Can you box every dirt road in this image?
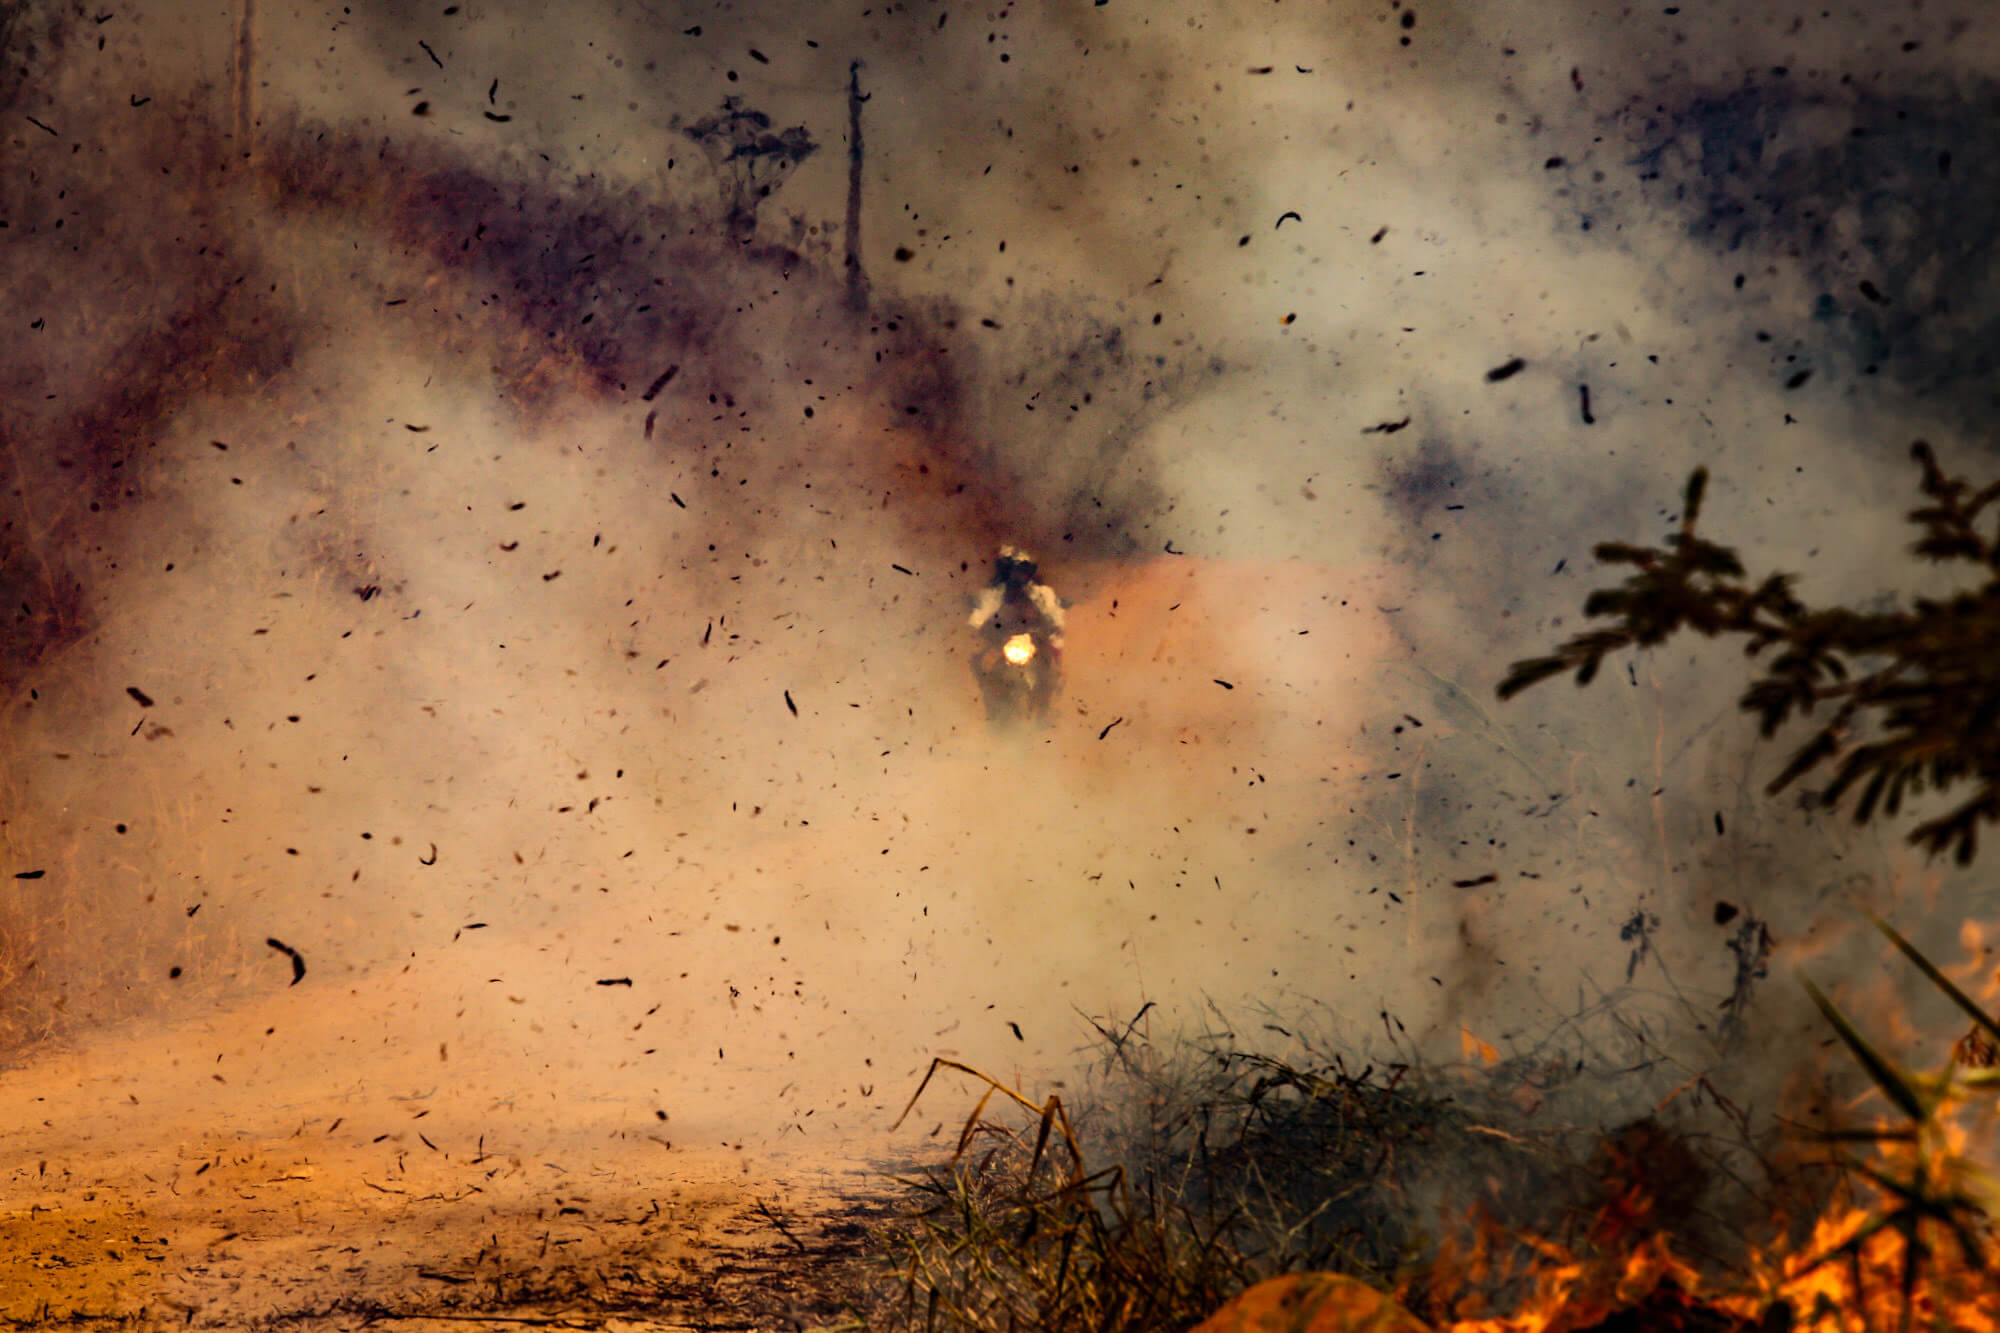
[0,955,906,1331]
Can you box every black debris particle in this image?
[891,563,913,575]
[418,39,443,68]
[1370,226,1388,243]
[266,938,306,985]
[126,686,155,707]
[1545,156,1566,169]
[1362,416,1411,435]
[748,47,768,63]
[1213,679,1234,690]
[1714,901,1740,926]
[419,842,438,865]
[641,365,679,400]
[1098,716,1124,740]
[411,101,430,116]
[1858,280,1886,304]
[643,410,657,438]
[483,111,512,123]
[1452,873,1498,888]
[784,689,798,716]
[1007,1021,1024,1041]
[25,115,57,136]
[1275,210,1302,228]
[1579,383,1595,423]
[14,869,45,880]
[1485,357,1527,382]
[1784,368,1813,389]
[893,246,914,262]
[596,977,634,987]
[1714,811,1725,835]
[670,492,686,508]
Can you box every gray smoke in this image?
[0,0,1990,1183]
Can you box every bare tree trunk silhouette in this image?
[845,60,869,314]
[232,0,256,166]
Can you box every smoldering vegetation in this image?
[0,11,1995,1317]
[841,1009,1869,1333]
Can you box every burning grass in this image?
[835,966,2000,1333]
[838,1016,1675,1332]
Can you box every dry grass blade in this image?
[1869,910,2000,1054]
[892,1056,1086,1183]
[850,1023,1600,1333]
[1798,972,1932,1124]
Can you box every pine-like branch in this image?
[1501,446,2000,863]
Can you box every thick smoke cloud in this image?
[0,0,1991,1226]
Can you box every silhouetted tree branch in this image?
[1499,443,2000,865]
[680,96,818,242]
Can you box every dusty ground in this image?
[0,543,1431,1331]
[0,961,910,1332]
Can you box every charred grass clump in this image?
[840,925,2000,1333]
[845,1018,1618,1333]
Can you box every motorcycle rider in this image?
[968,545,1064,717]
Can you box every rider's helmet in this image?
[994,545,1038,586]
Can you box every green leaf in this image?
[1683,468,1709,529]
[1495,656,1571,701]
[1767,727,1840,792]
[1592,542,1659,567]
[1854,768,1889,825]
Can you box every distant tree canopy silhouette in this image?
[1500,444,2000,865]
[680,96,818,242]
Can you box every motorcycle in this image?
[974,626,1061,726]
